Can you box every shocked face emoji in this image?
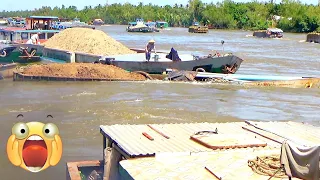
[6,116,62,173]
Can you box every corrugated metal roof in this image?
[246,121,320,146]
[100,122,297,158]
[120,148,284,180]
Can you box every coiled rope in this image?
[248,155,287,179]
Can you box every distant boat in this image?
[145,22,160,32]
[8,17,26,27]
[188,22,208,33]
[52,18,94,30]
[0,17,8,25]
[253,28,283,38]
[126,18,153,33]
[156,21,170,30]
[92,19,104,26]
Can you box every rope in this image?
[248,155,288,179]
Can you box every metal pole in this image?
[221,40,225,55]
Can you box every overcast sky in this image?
[1,0,318,11]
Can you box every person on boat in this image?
[145,39,156,61]
[26,32,40,45]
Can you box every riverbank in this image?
[2,1,320,34]
[0,26,320,180]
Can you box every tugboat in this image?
[156,21,170,30]
[126,18,153,33]
[188,22,208,33]
[253,28,283,38]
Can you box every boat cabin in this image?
[156,21,168,29]
[25,16,59,30]
[128,22,137,27]
[0,28,59,44]
[266,28,283,38]
[145,22,156,28]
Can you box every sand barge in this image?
[14,63,147,81]
[43,28,136,56]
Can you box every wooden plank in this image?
[190,134,267,150]
[147,125,170,139]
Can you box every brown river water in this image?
[0,25,320,179]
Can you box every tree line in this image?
[1,0,320,33]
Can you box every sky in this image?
[1,0,318,11]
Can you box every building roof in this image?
[28,16,59,19]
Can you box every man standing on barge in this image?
[145,39,156,61]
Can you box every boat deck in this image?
[100,121,320,179]
[104,52,195,62]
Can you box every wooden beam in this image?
[103,146,122,180]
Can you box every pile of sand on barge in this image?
[43,28,136,56]
[20,63,146,80]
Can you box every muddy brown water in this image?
[1,25,320,179]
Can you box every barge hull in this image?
[107,55,243,74]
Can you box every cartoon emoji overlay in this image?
[6,114,63,173]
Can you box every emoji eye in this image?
[12,123,29,139]
[42,123,59,139]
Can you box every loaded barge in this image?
[67,121,320,180]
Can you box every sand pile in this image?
[43,28,136,56]
[21,63,146,80]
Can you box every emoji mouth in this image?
[22,135,47,172]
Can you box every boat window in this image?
[21,33,28,40]
[47,33,55,39]
[39,33,45,39]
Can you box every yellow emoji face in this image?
[6,115,62,173]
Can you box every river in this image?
[0,25,320,179]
